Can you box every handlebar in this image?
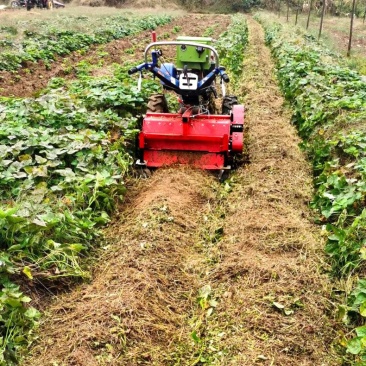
[222,73,230,83]
[144,41,220,69]
[128,67,139,75]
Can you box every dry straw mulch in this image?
[206,17,342,365]
[25,168,220,365]
[23,16,342,366]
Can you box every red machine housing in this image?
[138,105,244,170]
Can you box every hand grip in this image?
[222,73,230,83]
[128,67,138,75]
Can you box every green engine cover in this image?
[176,36,213,71]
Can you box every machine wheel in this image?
[47,0,53,9]
[10,1,19,8]
[147,94,169,113]
[222,95,238,115]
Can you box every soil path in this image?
[23,16,342,366]
[0,14,229,98]
[201,17,343,364]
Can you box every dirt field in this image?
[1,10,228,97]
[19,15,343,366]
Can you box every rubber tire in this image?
[47,0,53,9]
[147,94,169,113]
[222,95,238,115]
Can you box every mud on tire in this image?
[147,94,169,113]
[222,95,238,115]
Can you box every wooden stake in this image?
[347,0,357,56]
[295,0,301,25]
[318,0,326,39]
[287,0,290,21]
[306,0,313,29]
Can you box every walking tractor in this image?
[128,33,244,176]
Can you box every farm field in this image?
[0,4,365,366]
[274,10,366,73]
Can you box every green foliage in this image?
[216,15,248,84]
[258,14,366,362]
[172,25,182,33]
[231,0,261,12]
[0,65,161,365]
[177,0,260,12]
[203,26,215,37]
[0,15,172,71]
[342,279,366,363]
[0,280,40,366]
[0,14,247,364]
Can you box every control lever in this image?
[183,65,188,79]
[196,46,204,58]
[128,67,138,75]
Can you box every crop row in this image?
[216,14,249,84]
[0,14,172,72]
[0,65,160,365]
[0,15,248,365]
[257,14,366,364]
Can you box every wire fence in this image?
[276,0,366,57]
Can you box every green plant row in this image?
[257,14,366,364]
[0,65,160,365]
[0,15,245,364]
[216,15,249,83]
[0,15,172,72]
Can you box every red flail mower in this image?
[128,32,244,178]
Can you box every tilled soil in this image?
[202,18,342,365]
[0,14,229,97]
[22,15,342,366]
[25,168,222,365]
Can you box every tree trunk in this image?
[306,0,313,29]
[318,0,326,39]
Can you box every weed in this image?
[172,25,181,33]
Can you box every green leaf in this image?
[32,218,47,227]
[347,337,362,355]
[0,207,17,218]
[191,331,201,344]
[68,244,85,253]
[22,266,33,280]
[24,307,41,320]
[21,296,32,303]
[360,301,366,317]
[356,326,366,338]
[5,298,22,308]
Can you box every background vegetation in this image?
[257,13,366,363]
